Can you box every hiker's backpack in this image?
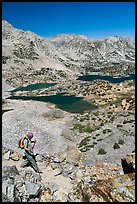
[18,137,28,149]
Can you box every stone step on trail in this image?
[2,156,73,193]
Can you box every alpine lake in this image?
[7,74,135,114]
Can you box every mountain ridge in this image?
[2,20,135,87]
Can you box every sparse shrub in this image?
[118,139,124,145]
[78,136,91,148]
[103,129,112,134]
[97,138,103,142]
[73,124,85,133]
[113,142,120,149]
[123,120,127,124]
[128,119,135,123]
[85,125,94,133]
[98,148,107,155]
[80,118,85,122]
[2,99,6,104]
[117,124,123,128]
[92,117,96,121]
[2,56,10,64]
[94,111,99,116]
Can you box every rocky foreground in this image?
[2,145,135,202]
[2,78,135,202]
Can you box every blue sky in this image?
[2,2,135,39]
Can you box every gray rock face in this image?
[2,78,15,98]
[25,182,41,197]
[2,165,19,179]
[3,150,11,160]
[6,184,15,200]
[2,180,10,195]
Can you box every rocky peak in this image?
[2,20,14,29]
[48,33,89,42]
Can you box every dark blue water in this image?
[77,74,135,83]
[7,94,97,113]
[2,109,14,114]
[10,83,56,93]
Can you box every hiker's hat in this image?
[27,131,33,138]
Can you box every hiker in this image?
[20,131,42,173]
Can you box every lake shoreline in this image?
[77,73,135,83]
[6,73,135,113]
